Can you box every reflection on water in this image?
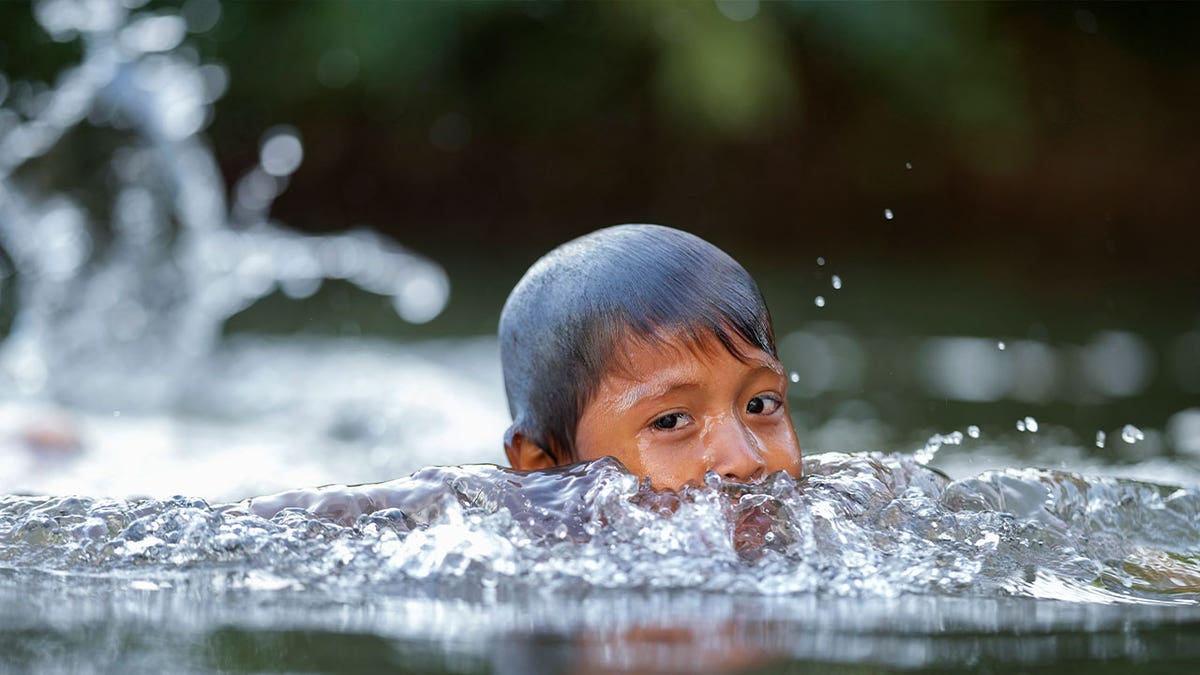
[8,582,1199,674]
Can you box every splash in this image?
[0,0,449,411]
[2,453,1198,604]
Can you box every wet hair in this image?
[499,224,777,463]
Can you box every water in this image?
[8,453,1200,601]
[3,1,1200,672]
[0,0,448,411]
[3,454,1200,672]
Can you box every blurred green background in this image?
[2,0,1198,457]
[7,2,1198,274]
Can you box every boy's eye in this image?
[651,413,690,431]
[746,395,782,415]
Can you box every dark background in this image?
[212,2,1199,283]
[5,2,1198,315]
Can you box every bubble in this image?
[789,372,800,383]
[260,129,304,177]
[1121,424,1144,444]
[884,208,894,220]
[997,341,1006,351]
[1016,420,1026,432]
[1024,416,1039,433]
[967,425,980,439]
[814,296,825,308]
[1095,430,1106,448]
[816,256,826,266]
[831,274,842,290]
[905,161,913,170]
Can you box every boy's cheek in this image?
[764,426,803,475]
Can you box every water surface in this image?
[4,451,1200,673]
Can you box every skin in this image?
[508,330,802,489]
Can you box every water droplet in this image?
[260,128,303,177]
[914,432,961,464]
[392,273,449,324]
[905,161,913,170]
[997,341,1006,351]
[1121,424,1144,444]
[1024,416,1039,433]
[831,274,842,290]
[789,372,800,383]
[884,208,894,220]
[1016,420,1026,432]
[967,425,980,439]
[914,441,939,465]
[1095,430,1106,448]
[814,296,825,308]
[816,256,826,267]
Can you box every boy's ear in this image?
[505,431,558,471]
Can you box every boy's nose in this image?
[705,416,766,483]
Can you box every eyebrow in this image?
[610,362,783,414]
[612,379,702,413]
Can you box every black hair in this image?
[499,224,777,463]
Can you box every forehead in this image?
[602,326,781,385]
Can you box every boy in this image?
[500,224,802,489]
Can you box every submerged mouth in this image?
[2,452,1200,609]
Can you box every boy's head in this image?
[500,224,801,488]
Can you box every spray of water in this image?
[2,454,1198,604]
[0,0,449,411]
